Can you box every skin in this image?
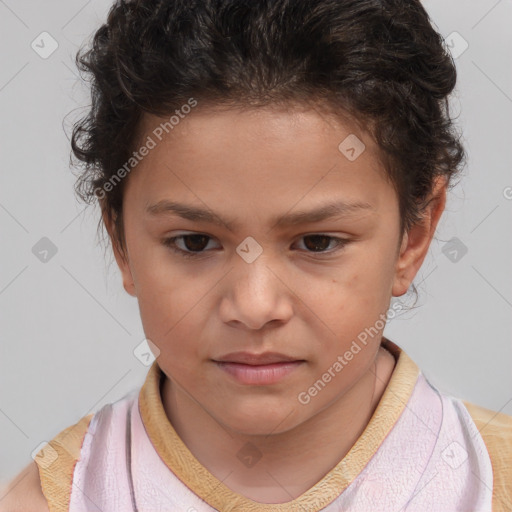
[0,460,50,512]
[104,104,446,503]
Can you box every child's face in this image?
[111,105,418,435]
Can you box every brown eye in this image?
[162,234,218,258]
[179,234,210,252]
[302,235,333,252]
[296,235,349,254]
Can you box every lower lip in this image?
[214,361,304,385]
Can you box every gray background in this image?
[1,0,511,486]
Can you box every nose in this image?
[218,252,294,330]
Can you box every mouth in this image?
[213,351,304,365]
[212,352,305,385]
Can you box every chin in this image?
[216,405,303,437]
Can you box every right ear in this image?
[101,207,137,297]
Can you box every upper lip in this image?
[213,351,303,365]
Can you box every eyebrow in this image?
[145,199,374,231]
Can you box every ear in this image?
[392,176,447,297]
[102,208,137,297]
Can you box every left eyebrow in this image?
[145,199,375,232]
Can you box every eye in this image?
[293,234,349,255]
[162,233,219,258]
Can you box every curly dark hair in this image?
[71,0,465,272]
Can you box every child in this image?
[3,0,511,510]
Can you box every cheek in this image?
[312,254,395,350]
[348,238,397,300]
[133,262,218,369]
[133,262,201,348]
[138,291,205,384]
[328,253,392,306]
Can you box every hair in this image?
[70,0,465,303]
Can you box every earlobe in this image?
[392,233,410,297]
[392,176,447,297]
[101,208,137,298]
[115,243,137,298]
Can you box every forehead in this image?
[138,103,375,149]
[124,105,393,222]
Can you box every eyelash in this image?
[162,233,350,259]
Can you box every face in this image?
[108,104,441,435]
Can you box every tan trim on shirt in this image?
[463,401,512,512]
[138,338,420,511]
[36,413,94,512]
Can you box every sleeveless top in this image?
[35,339,512,511]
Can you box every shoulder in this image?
[462,400,512,511]
[463,399,512,444]
[1,411,95,512]
[37,412,95,511]
[0,460,50,512]
[1,391,139,512]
